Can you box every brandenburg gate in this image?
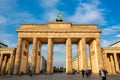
[0,14,120,75]
[13,19,103,74]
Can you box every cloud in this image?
[116,34,120,37]
[0,33,17,47]
[0,0,18,14]
[44,9,59,21]
[68,0,106,24]
[0,16,6,24]
[39,0,59,8]
[101,39,113,47]
[10,12,41,24]
[102,25,120,35]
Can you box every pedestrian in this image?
[28,67,32,76]
[99,69,108,80]
[81,69,85,78]
[85,69,89,77]
[88,69,92,77]
[72,69,75,75]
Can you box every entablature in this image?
[16,29,102,33]
[102,47,120,53]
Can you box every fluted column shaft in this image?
[77,43,80,71]
[8,53,13,75]
[110,55,115,74]
[0,54,3,75]
[46,38,53,74]
[1,56,7,75]
[103,53,108,70]
[79,38,87,70]
[95,38,103,72]
[114,53,120,72]
[66,38,72,74]
[31,38,37,73]
[14,38,23,74]
[35,40,41,73]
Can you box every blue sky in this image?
[0,0,120,66]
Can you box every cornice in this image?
[0,48,16,51]
[16,29,102,33]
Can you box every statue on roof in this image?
[56,12,63,22]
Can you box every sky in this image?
[0,0,120,66]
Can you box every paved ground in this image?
[0,73,120,80]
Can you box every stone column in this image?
[14,38,23,74]
[8,53,13,75]
[5,58,10,75]
[46,38,53,74]
[0,54,3,74]
[35,40,41,73]
[78,38,87,70]
[110,55,115,74]
[103,53,108,70]
[107,57,112,74]
[1,56,7,75]
[95,38,103,72]
[114,53,120,72]
[66,38,72,74]
[31,38,37,73]
[77,43,80,71]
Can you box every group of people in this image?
[81,69,92,77]
[73,68,108,80]
[81,69,108,80]
[27,67,108,80]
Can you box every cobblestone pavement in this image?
[0,73,120,80]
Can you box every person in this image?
[81,69,85,78]
[88,69,92,77]
[72,69,75,75]
[99,69,108,80]
[28,67,32,76]
[85,69,89,77]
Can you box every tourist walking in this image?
[28,67,32,76]
[99,69,108,80]
[81,69,85,78]
[85,70,89,77]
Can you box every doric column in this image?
[103,53,108,70]
[35,40,41,73]
[77,42,80,71]
[0,54,3,74]
[66,38,72,74]
[46,38,53,74]
[31,38,37,73]
[1,56,7,75]
[95,38,103,72]
[6,58,10,75]
[114,53,120,72]
[14,38,23,74]
[110,55,115,74]
[78,38,87,70]
[107,57,112,74]
[8,53,13,75]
